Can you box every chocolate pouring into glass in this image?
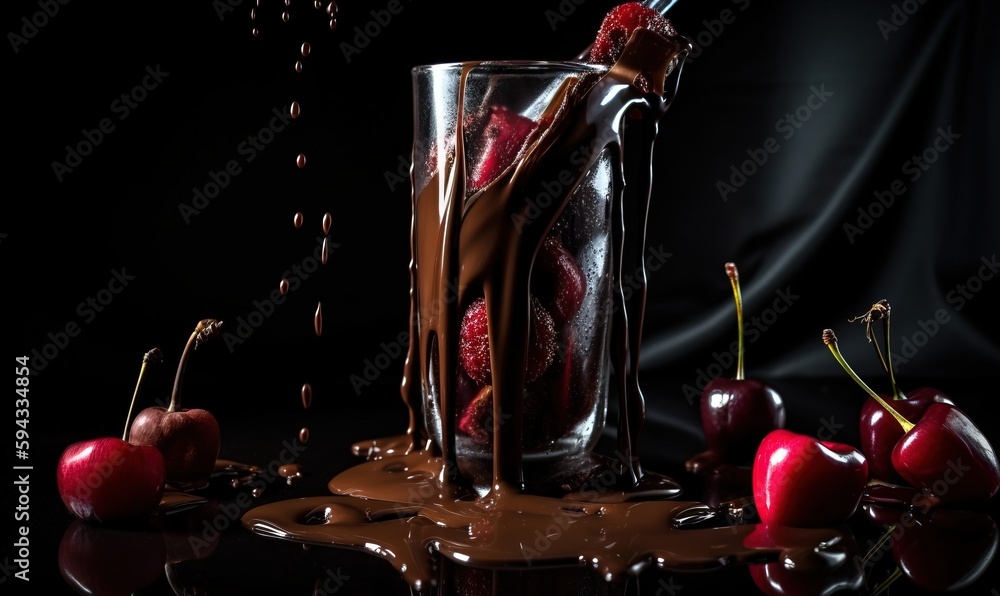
[241,7,863,593]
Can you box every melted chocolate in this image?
[242,26,856,594]
[301,382,313,410]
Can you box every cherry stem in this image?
[822,329,914,433]
[870,566,903,596]
[726,262,745,380]
[850,300,904,400]
[860,523,897,570]
[880,301,905,400]
[168,319,223,413]
[123,348,163,441]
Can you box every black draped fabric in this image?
[640,0,1000,384]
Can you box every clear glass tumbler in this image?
[405,30,688,494]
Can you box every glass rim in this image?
[411,60,610,75]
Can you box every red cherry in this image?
[458,296,556,385]
[469,106,538,190]
[859,389,952,484]
[129,319,223,485]
[824,328,1000,508]
[891,402,1000,506]
[57,348,167,523]
[752,429,869,528]
[458,385,494,445]
[848,301,955,484]
[687,263,784,474]
[590,2,677,65]
[534,236,586,326]
[56,437,166,523]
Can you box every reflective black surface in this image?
[7,0,1000,594]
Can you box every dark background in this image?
[5,0,1000,594]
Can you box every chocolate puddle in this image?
[242,27,857,594]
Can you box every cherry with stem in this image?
[686,263,784,474]
[123,348,164,440]
[823,328,1000,506]
[129,319,225,485]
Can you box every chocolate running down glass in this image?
[401,29,691,497]
[243,25,869,592]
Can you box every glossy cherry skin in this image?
[533,236,586,327]
[129,406,221,484]
[859,387,952,484]
[700,377,785,464]
[753,430,869,528]
[892,402,1000,506]
[745,523,863,596]
[56,437,166,522]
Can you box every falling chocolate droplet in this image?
[282,11,290,22]
[299,427,310,444]
[295,60,303,73]
[284,0,291,5]
[314,302,322,336]
[301,383,312,409]
[322,211,332,235]
[290,101,300,119]
[301,42,311,57]
[279,463,303,485]
[293,211,304,228]
[296,153,307,168]
[314,0,322,9]
[252,27,260,37]
[279,278,289,296]
[326,1,337,15]
[329,18,337,30]
[251,487,262,498]
[321,237,329,264]
[250,8,256,19]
